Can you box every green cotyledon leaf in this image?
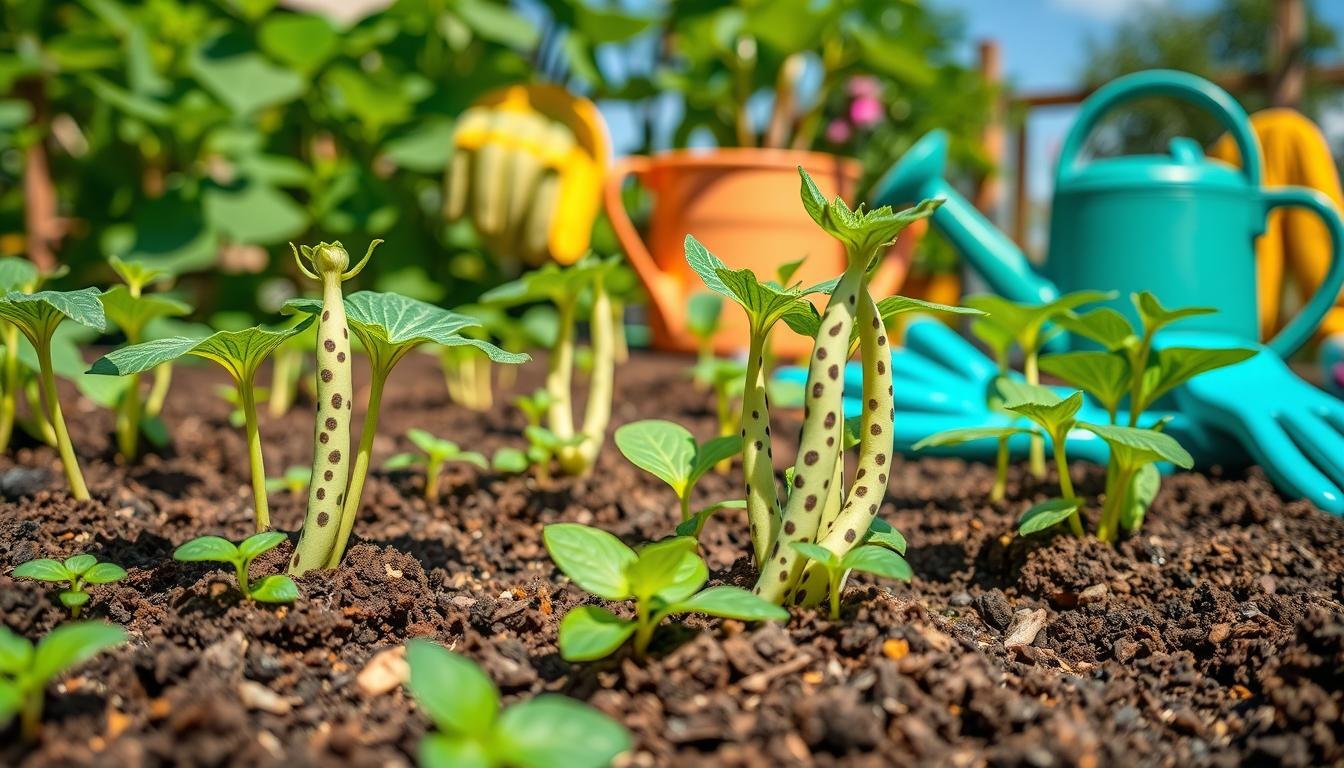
[89,317,314,383]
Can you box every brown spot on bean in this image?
[824,412,836,428]
[343,328,348,339]
[794,475,805,489]
[804,450,818,465]
[857,468,866,479]
[804,495,817,511]
[844,528,856,542]
[318,511,329,526]
[817,348,828,360]
[812,383,823,398]
[784,521,796,534]
[828,364,839,380]
[826,436,835,447]
[878,335,887,345]
[319,432,329,444]
[316,488,326,500]
[331,393,343,409]
[877,360,886,374]
[336,494,343,505]
[754,440,763,450]
[876,454,887,466]
[328,450,341,463]
[795,589,808,604]
[879,473,887,484]
[324,339,336,352]
[868,398,878,410]
[321,369,333,383]
[829,323,843,337]
[325,417,337,430]
[855,486,868,497]
[322,310,330,321]
[779,571,788,581]
[337,352,346,363]
[324,470,333,481]
[752,410,759,419]
[870,423,881,436]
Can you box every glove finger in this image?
[521,171,561,266]
[905,318,995,383]
[445,145,472,222]
[1279,410,1344,504]
[1245,416,1344,515]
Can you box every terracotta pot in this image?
[604,148,919,358]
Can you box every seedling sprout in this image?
[12,554,128,618]
[173,532,298,603]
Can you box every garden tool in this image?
[1208,108,1344,393]
[825,69,1344,514]
[446,84,609,267]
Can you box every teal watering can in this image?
[876,69,1344,357]
[850,69,1344,514]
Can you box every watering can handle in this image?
[1260,187,1344,357]
[601,156,682,330]
[1057,69,1262,187]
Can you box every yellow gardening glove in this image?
[447,84,609,266]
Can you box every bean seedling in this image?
[282,290,524,571]
[687,291,724,383]
[384,429,489,500]
[0,288,107,499]
[405,639,630,768]
[545,524,786,660]
[266,466,311,497]
[12,554,127,618]
[789,538,911,620]
[91,319,315,531]
[614,418,742,526]
[173,532,298,603]
[0,622,127,743]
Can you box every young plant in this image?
[285,240,378,577]
[265,466,311,498]
[614,419,741,523]
[0,622,128,743]
[0,257,41,452]
[482,256,621,476]
[99,255,190,461]
[789,538,911,620]
[385,429,489,500]
[12,554,128,618]
[91,319,315,531]
[173,532,298,603]
[684,235,836,566]
[972,316,1018,501]
[1081,422,1193,543]
[686,291,724,382]
[0,288,107,499]
[513,388,553,428]
[544,524,788,660]
[267,318,314,418]
[964,290,1111,478]
[282,290,525,572]
[1004,389,1086,537]
[688,357,747,449]
[522,425,585,485]
[405,639,630,768]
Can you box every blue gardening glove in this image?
[775,317,1234,470]
[1161,330,1344,515]
[1318,331,1344,397]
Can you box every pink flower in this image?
[825,119,852,144]
[847,76,880,99]
[849,95,883,127]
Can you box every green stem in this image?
[1127,334,1153,428]
[425,458,442,500]
[547,299,577,440]
[632,603,655,659]
[828,571,842,621]
[992,437,1009,501]
[234,558,252,599]
[269,349,297,417]
[36,340,89,500]
[239,381,270,532]
[679,493,691,522]
[116,373,141,461]
[0,323,19,451]
[559,281,614,475]
[145,363,172,418]
[1052,432,1083,537]
[1097,461,1133,543]
[327,370,385,570]
[1025,351,1045,478]
[20,690,41,743]
[741,329,779,567]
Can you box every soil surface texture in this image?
[2,351,1342,767]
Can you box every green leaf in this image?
[192,47,306,115]
[492,448,530,474]
[455,0,540,47]
[913,425,1034,450]
[543,524,637,601]
[81,563,127,585]
[30,622,127,685]
[13,558,70,582]
[258,13,338,75]
[238,531,288,561]
[865,518,908,555]
[1005,391,1084,439]
[248,575,299,603]
[840,545,913,581]
[173,535,241,564]
[0,288,107,340]
[1133,292,1215,336]
[481,258,604,307]
[1079,422,1194,470]
[1018,497,1082,536]
[494,695,632,768]
[59,591,90,609]
[420,734,490,768]
[286,292,527,371]
[99,287,191,339]
[686,293,724,339]
[966,290,1112,352]
[684,236,822,331]
[789,541,841,570]
[90,318,313,384]
[613,420,695,498]
[384,452,420,470]
[203,182,308,245]
[625,537,704,603]
[1057,308,1135,351]
[1039,351,1131,415]
[876,295,982,324]
[0,626,33,676]
[557,605,638,662]
[1139,347,1256,412]
[1122,463,1162,532]
[992,377,1060,410]
[675,499,746,538]
[670,586,790,622]
[0,257,39,292]
[382,118,456,173]
[408,428,445,455]
[689,435,741,486]
[405,640,499,734]
[572,4,656,43]
[971,316,1015,362]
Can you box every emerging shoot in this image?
[0,622,128,743]
[384,428,489,500]
[12,554,127,618]
[173,532,298,603]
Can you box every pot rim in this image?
[632,147,862,177]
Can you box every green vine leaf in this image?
[89,318,314,384]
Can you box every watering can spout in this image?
[872,131,1060,306]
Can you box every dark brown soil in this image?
[2,351,1342,767]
